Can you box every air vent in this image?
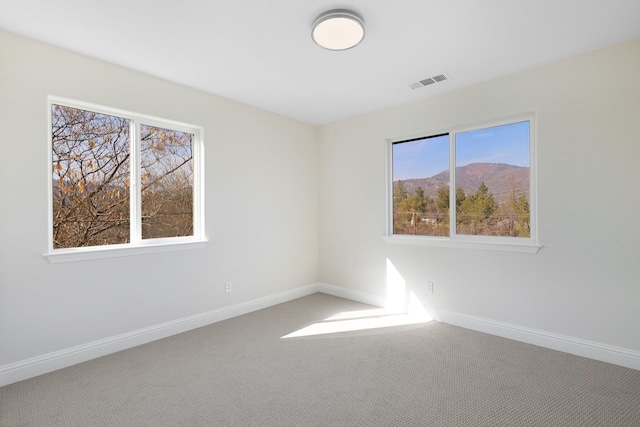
[410,73,450,90]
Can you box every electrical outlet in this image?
[225,282,232,293]
[426,281,434,293]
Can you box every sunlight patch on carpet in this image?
[281,295,432,339]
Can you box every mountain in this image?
[397,163,529,204]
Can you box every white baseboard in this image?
[0,284,318,387]
[3,282,638,387]
[316,283,640,371]
[431,307,640,371]
[317,282,387,307]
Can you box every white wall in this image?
[0,30,319,368]
[318,39,640,353]
[1,27,639,382]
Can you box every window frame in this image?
[46,96,206,263]
[384,113,540,253]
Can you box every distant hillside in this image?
[397,163,529,204]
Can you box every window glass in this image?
[455,121,530,237]
[140,125,194,239]
[52,105,131,248]
[392,134,449,236]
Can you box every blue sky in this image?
[392,121,530,180]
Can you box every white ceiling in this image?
[2,1,640,125]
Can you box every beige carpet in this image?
[2,293,640,426]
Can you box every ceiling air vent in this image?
[410,73,450,90]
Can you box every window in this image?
[48,98,205,262]
[386,115,539,253]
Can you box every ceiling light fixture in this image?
[311,9,365,51]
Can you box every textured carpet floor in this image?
[2,293,640,426]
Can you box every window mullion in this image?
[130,119,141,245]
[449,132,457,238]
[193,131,203,239]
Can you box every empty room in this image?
[1,1,640,426]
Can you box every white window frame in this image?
[46,96,206,263]
[384,113,540,253]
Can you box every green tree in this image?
[495,175,530,237]
[457,182,496,235]
[394,186,432,235]
[393,180,408,209]
[473,182,496,219]
[412,186,428,213]
[456,187,466,209]
[436,186,449,212]
[514,195,530,235]
[432,185,452,234]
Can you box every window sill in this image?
[383,235,541,253]
[45,239,208,264]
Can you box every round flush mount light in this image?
[311,9,365,51]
